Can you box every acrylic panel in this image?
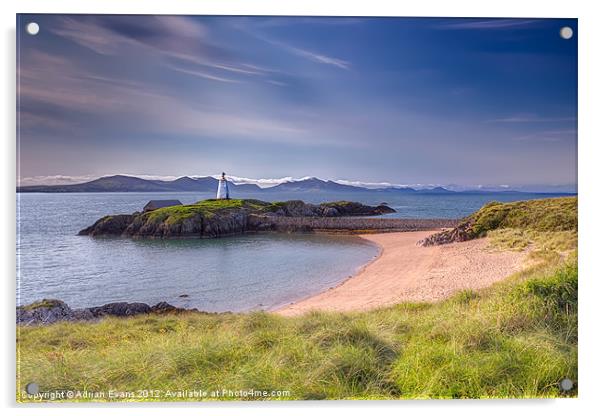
[16,14,577,402]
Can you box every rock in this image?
[70,308,95,321]
[278,200,317,217]
[417,220,475,246]
[202,210,248,237]
[322,207,340,217]
[16,299,200,326]
[318,201,395,216]
[151,302,179,313]
[78,214,135,236]
[87,302,151,317]
[16,299,73,325]
[374,204,396,215]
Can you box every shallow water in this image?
[16,191,567,311]
[16,193,380,311]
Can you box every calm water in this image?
[16,191,567,311]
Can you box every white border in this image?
[2,1,600,415]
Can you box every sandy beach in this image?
[276,231,528,316]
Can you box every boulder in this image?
[322,207,340,217]
[417,220,474,246]
[374,204,396,215]
[151,301,179,313]
[78,214,135,236]
[16,299,73,325]
[87,302,152,317]
[278,200,318,217]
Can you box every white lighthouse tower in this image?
[216,172,230,199]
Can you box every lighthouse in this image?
[216,172,230,199]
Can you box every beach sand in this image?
[276,231,528,316]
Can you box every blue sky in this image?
[17,15,577,191]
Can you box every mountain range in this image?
[16,175,573,195]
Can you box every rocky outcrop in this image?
[17,299,199,326]
[78,214,136,237]
[265,201,395,217]
[417,220,474,246]
[318,201,396,217]
[418,197,578,247]
[78,199,397,239]
[201,210,249,238]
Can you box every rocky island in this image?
[78,198,456,239]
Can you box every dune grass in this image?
[488,229,577,253]
[17,197,578,401]
[17,254,577,401]
[469,197,577,237]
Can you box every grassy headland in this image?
[18,197,577,401]
[78,199,398,238]
[470,197,577,236]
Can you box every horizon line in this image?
[17,173,578,192]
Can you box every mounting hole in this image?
[26,22,40,36]
[560,26,573,40]
[25,382,39,395]
[559,378,574,391]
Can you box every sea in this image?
[16,191,569,311]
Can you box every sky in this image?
[17,15,577,191]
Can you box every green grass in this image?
[488,229,578,253]
[469,197,577,238]
[144,199,268,224]
[17,254,577,401]
[140,198,381,227]
[17,196,578,401]
[482,199,577,259]
[17,299,64,311]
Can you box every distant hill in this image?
[17,175,261,193]
[417,186,456,194]
[16,174,575,195]
[155,176,215,191]
[17,175,171,193]
[263,178,366,193]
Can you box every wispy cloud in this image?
[18,15,577,188]
[251,33,351,70]
[266,79,287,87]
[485,115,576,123]
[288,46,351,69]
[165,62,241,83]
[436,19,539,30]
[49,16,274,84]
[334,179,409,189]
[512,129,576,142]
[228,176,437,190]
[18,175,98,186]
[250,17,363,29]
[18,173,184,186]
[17,48,308,142]
[217,175,298,188]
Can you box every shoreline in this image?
[18,230,529,324]
[266,236,386,312]
[275,231,529,316]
